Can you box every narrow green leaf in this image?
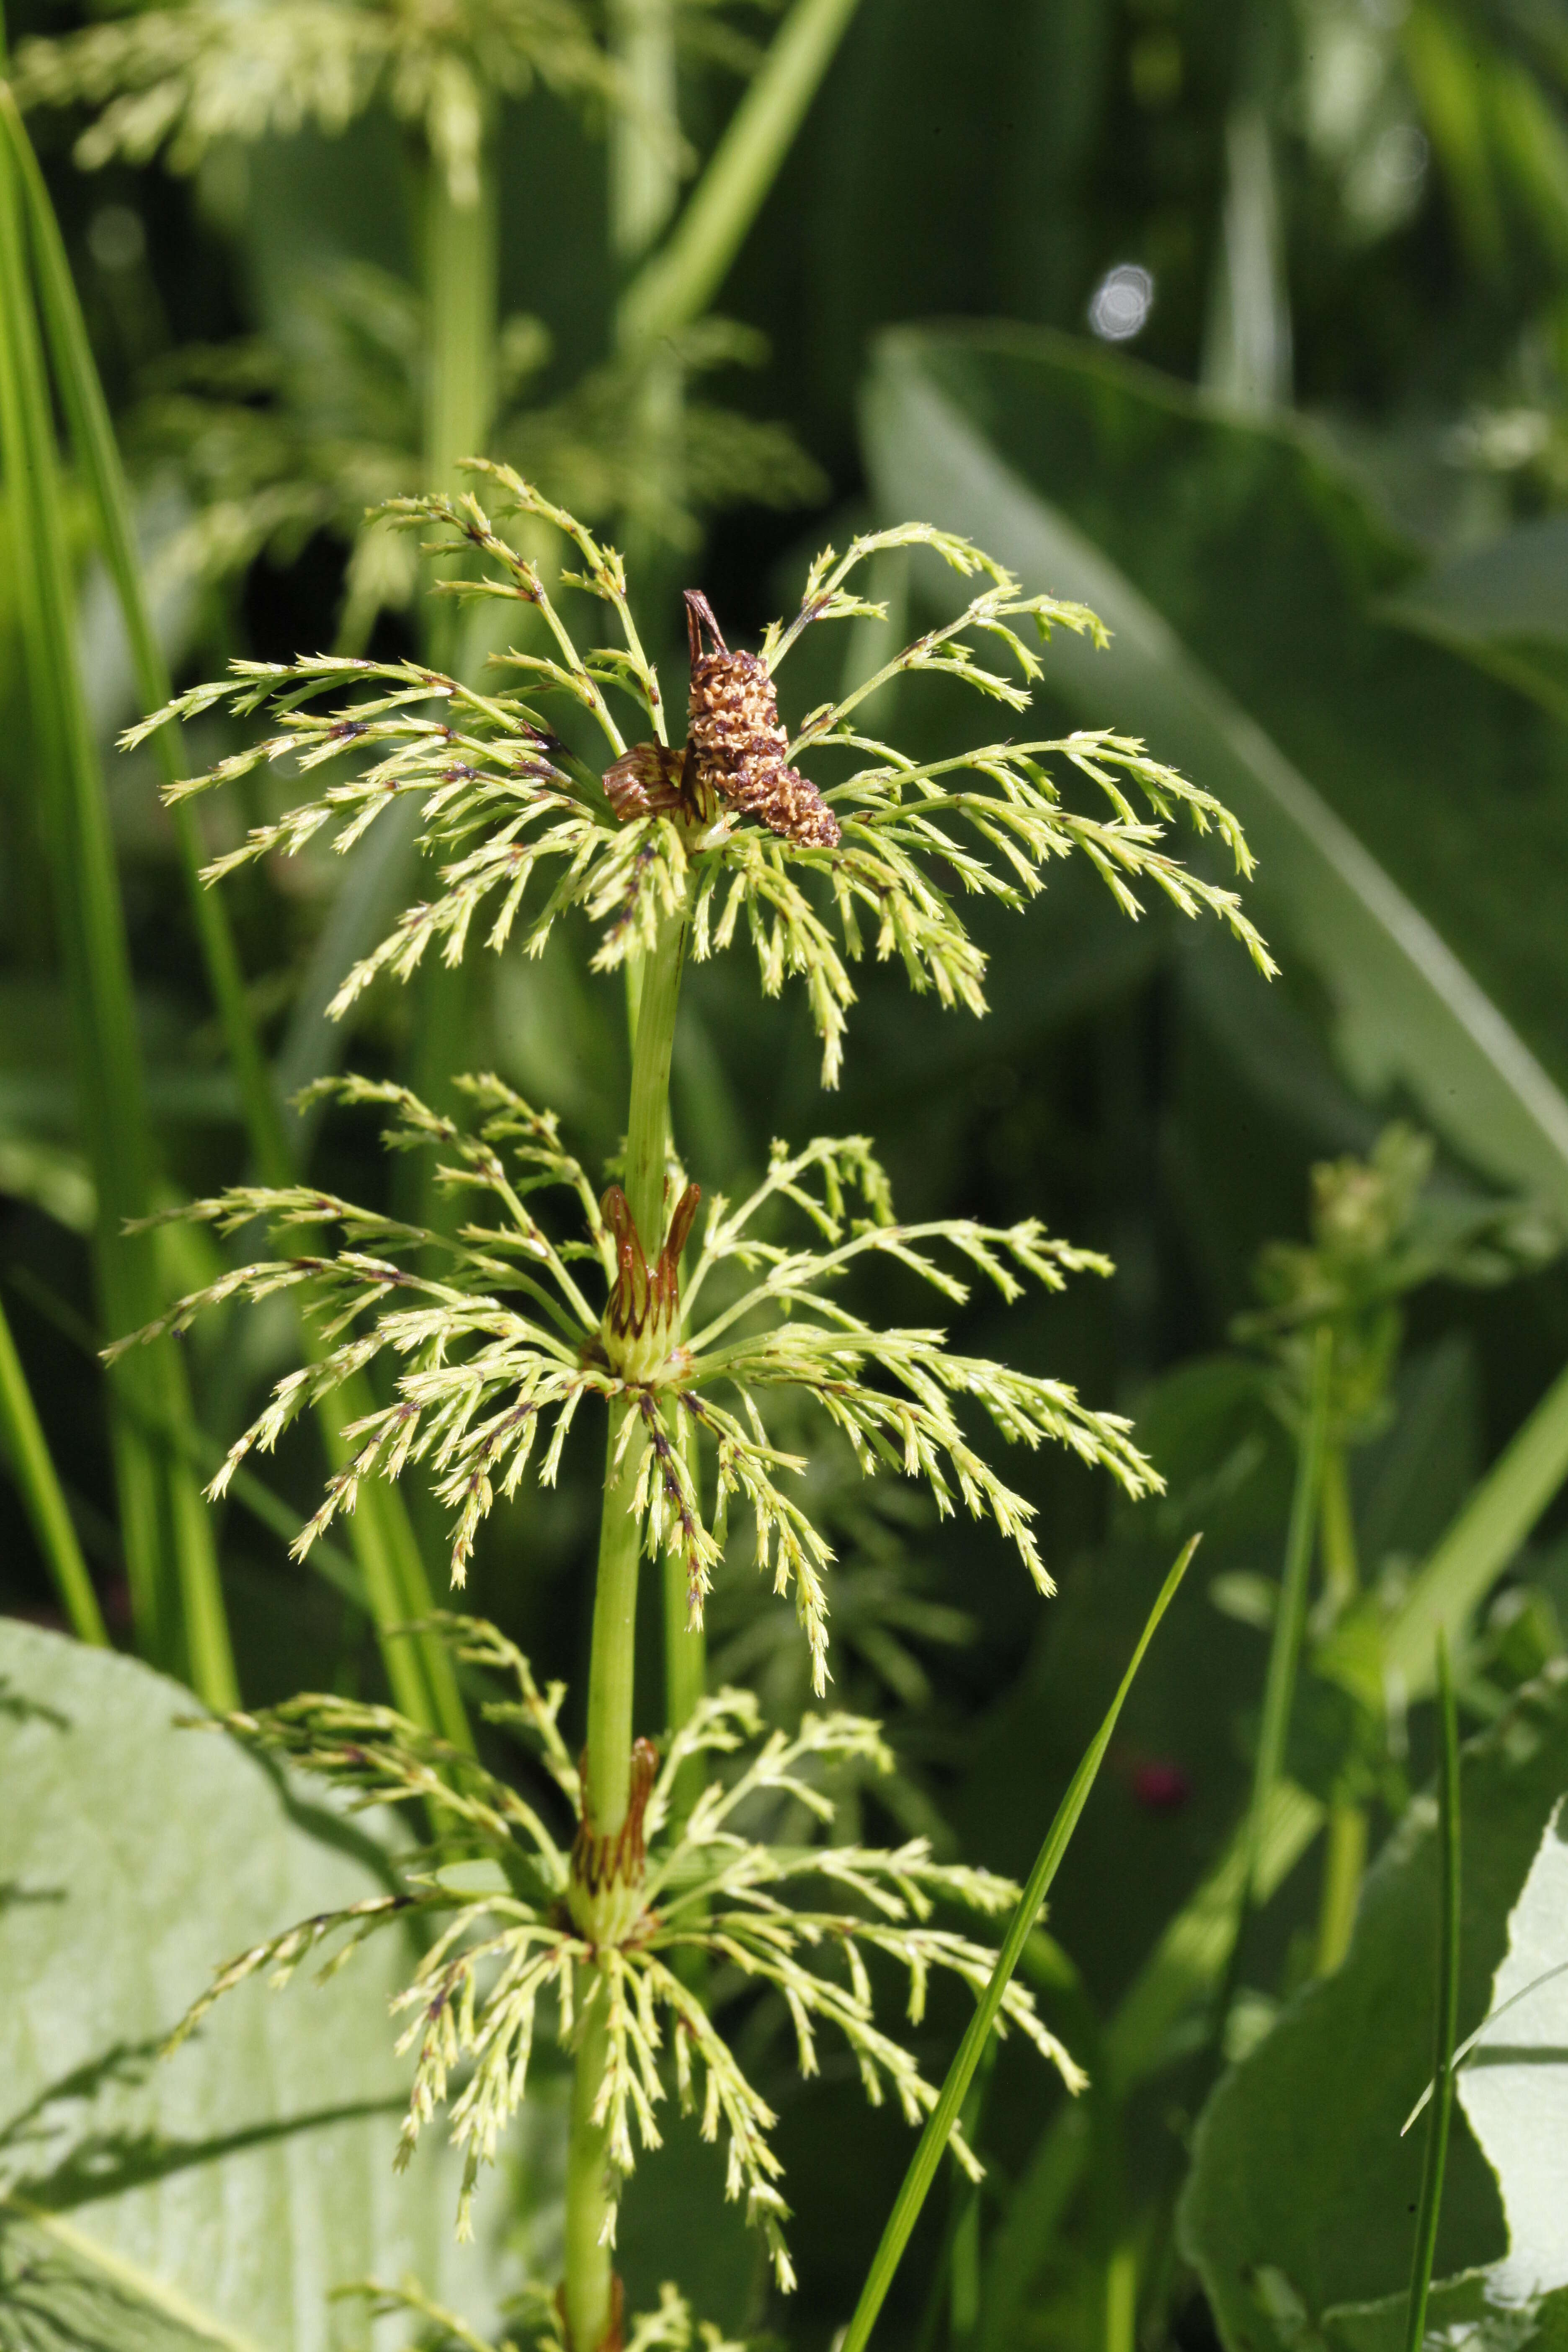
[618,0,863,347]
[0,90,235,1707]
[1403,1632,1462,2352]
[0,1288,108,1644]
[0,80,292,1189]
[839,1536,1200,2352]
[0,91,467,1744]
[1326,1356,1568,1705]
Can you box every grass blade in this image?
[0,80,291,1187]
[977,1779,1324,2352]
[0,1289,108,1644]
[0,76,234,1705]
[1,86,467,1743]
[618,0,863,347]
[1235,1328,1333,1926]
[1371,1357,1568,1703]
[838,1535,1200,2352]
[1403,1630,1462,2352]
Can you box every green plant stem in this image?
[1314,1800,1369,1977]
[1315,1433,1368,1975]
[839,1536,1199,2352]
[425,146,498,505]
[583,904,691,1818]
[1104,2241,1137,2352]
[624,909,687,1245]
[1403,1630,1461,2352]
[663,1424,706,1733]
[610,0,678,268]
[409,134,499,1225]
[567,901,691,2346]
[564,1990,616,2352]
[1319,1441,1356,1609]
[617,0,863,347]
[0,1291,108,1645]
[585,1400,644,1842]
[1228,1326,1333,1964]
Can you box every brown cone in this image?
[684,591,840,849]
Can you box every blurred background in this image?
[7,0,1568,2345]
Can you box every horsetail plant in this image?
[116,472,1271,2348]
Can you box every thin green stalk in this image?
[1319,1442,1357,1609]
[1403,1630,1462,2352]
[624,909,687,1244]
[0,1290,108,1644]
[1216,1321,1333,2023]
[839,1536,1199,2352]
[617,0,864,348]
[425,147,498,504]
[564,1992,617,2352]
[662,1421,706,1738]
[585,1398,645,1842]
[609,0,683,612]
[610,0,679,269]
[584,903,691,1820]
[1104,2242,1137,2352]
[407,136,499,1236]
[0,82,291,1184]
[1315,1435,1367,1975]
[1315,1800,1369,1977]
[0,70,234,1706]
[662,1135,704,1765]
[975,1781,1325,2352]
[567,901,691,2351]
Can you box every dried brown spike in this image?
[683,589,840,850]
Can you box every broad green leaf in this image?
[1457,1798,1568,2300]
[1178,1667,1568,2352]
[1317,1787,1568,2352]
[1327,2272,1568,2352]
[0,1620,516,2352]
[860,325,1568,1219]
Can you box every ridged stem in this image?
[564,1991,617,2352]
[567,903,690,2348]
